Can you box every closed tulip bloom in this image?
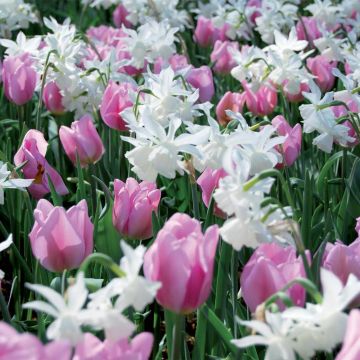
[186,66,214,103]
[29,199,93,272]
[296,17,322,47]
[272,115,302,167]
[153,54,189,74]
[307,55,337,93]
[113,4,133,28]
[322,239,360,285]
[210,40,238,74]
[243,83,278,117]
[216,91,245,125]
[14,130,68,199]
[197,168,227,217]
[0,321,71,360]
[194,16,228,47]
[241,243,307,312]
[144,213,219,313]
[336,310,360,360]
[100,81,136,131]
[42,81,65,115]
[59,115,105,168]
[74,332,153,360]
[113,178,161,240]
[2,53,37,105]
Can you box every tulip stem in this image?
[88,164,97,217]
[171,313,184,360]
[0,289,12,324]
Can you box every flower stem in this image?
[0,289,11,324]
[171,313,184,360]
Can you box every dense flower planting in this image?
[1,0,360,359]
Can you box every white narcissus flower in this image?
[120,20,178,69]
[122,107,209,181]
[0,162,33,205]
[23,272,88,345]
[232,269,360,359]
[300,83,355,153]
[232,312,297,360]
[0,31,41,57]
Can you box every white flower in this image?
[232,312,296,360]
[121,20,178,69]
[0,31,41,57]
[0,162,33,205]
[300,83,355,152]
[23,272,88,345]
[0,0,38,36]
[122,107,209,181]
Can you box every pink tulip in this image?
[144,213,219,313]
[322,239,360,285]
[42,81,65,115]
[241,243,307,312]
[2,53,37,105]
[243,82,278,116]
[74,332,153,360]
[14,130,68,199]
[197,168,227,218]
[336,310,360,360]
[186,66,214,103]
[210,40,238,74]
[283,81,309,103]
[100,81,136,131]
[272,115,302,167]
[113,4,133,28]
[113,178,161,240]
[59,115,105,168]
[194,16,228,47]
[307,55,337,93]
[29,199,94,272]
[153,54,189,74]
[0,321,71,360]
[246,0,262,24]
[296,17,322,47]
[216,91,245,125]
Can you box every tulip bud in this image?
[144,213,219,313]
[243,83,278,117]
[197,168,227,217]
[29,199,94,272]
[59,114,105,168]
[113,178,161,240]
[113,4,133,28]
[14,130,68,199]
[100,81,136,131]
[186,66,214,103]
[2,53,37,106]
[216,91,245,125]
[194,16,228,47]
[296,17,322,47]
[307,55,337,93]
[43,81,65,115]
[336,310,360,360]
[241,243,307,312]
[322,239,360,285]
[272,115,302,167]
[210,40,238,74]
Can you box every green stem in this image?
[78,253,125,278]
[171,313,184,360]
[88,164,97,217]
[190,177,200,220]
[0,289,11,324]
